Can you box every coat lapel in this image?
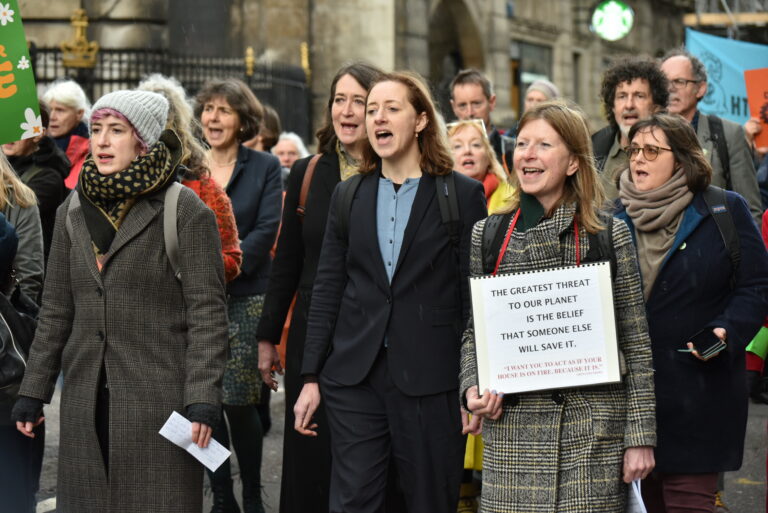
[226,145,250,192]
[393,173,435,275]
[696,114,716,165]
[357,173,390,290]
[102,197,163,267]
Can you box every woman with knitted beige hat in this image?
[12,89,230,513]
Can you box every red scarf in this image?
[482,172,499,200]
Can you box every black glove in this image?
[10,396,43,423]
[186,403,220,428]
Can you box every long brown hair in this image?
[627,113,711,193]
[502,100,606,234]
[359,71,454,176]
[315,62,383,154]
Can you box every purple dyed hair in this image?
[91,108,149,154]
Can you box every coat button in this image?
[386,296,391,304]
[96,288,103,297]
[97,330,105,341]
[551,391,564,405]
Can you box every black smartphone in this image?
[678,329,726,359]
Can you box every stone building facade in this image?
[20,0,693,137]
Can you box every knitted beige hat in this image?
[91,90,169,147]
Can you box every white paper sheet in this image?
[159,410,231,472]
[470,261,620,394]
[627,479,647,513]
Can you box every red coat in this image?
[63,134,90,190]
[183,175,242,282]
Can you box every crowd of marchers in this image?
[1,47,768,513]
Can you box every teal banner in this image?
[0,0,41,145]
[686,28,768,124]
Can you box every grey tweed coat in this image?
[460,203,656,513]
[18,186,229,513]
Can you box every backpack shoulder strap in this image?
[335,173,364,245]
[296,154,322,220]
[482,212,513,275]
[435,173,461,248]
[707,115,731,189]
[164,182,183,281]
[585,212,616,280]
[65,190,80,238]
[702,185,740,285]
[19,164,45,186]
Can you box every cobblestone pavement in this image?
[35,385,767,512]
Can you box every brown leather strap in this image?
[296,153,322,219]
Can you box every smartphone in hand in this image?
[678,329,726,359]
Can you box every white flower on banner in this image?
[0,3,14,26]
[17,56,29,70]
[20,108,43,140]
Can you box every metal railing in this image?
[30,47,311,141]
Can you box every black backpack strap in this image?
[435,173,460,248]
[591,127,617,174]
[335,174,364,245]
[482,212,513,275]
[708,115,731,189]
[585,212,616,280]
[19,163,45,186]
[702,185,740,286]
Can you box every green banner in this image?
[0,1,40,146]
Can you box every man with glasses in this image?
[592,56,669,199]
[449,69,514,174]
[661,48,761,223]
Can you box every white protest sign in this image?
[470,261,620,394]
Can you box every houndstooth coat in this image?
[19,186,229,513]
[459,203,656,513]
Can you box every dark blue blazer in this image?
[226,144,283,296]
[615,190,768,473]
[302,170,487,396]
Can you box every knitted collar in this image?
[78,130,181,256]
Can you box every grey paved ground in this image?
[35,386,767,512]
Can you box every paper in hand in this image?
[626,479,647,513]
[159,410,231,472]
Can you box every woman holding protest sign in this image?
[460,100,656,512]
[614,113,768,512]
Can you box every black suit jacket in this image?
[256,153,341,342]
[301,169,487,396]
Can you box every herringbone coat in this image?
[19,186,229,513]
[460,203,656,513]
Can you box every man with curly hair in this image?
[661,48,761,223]
[592,56,669,199]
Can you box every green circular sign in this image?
[591,0,634,41]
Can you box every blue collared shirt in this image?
[377,176,420,283]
